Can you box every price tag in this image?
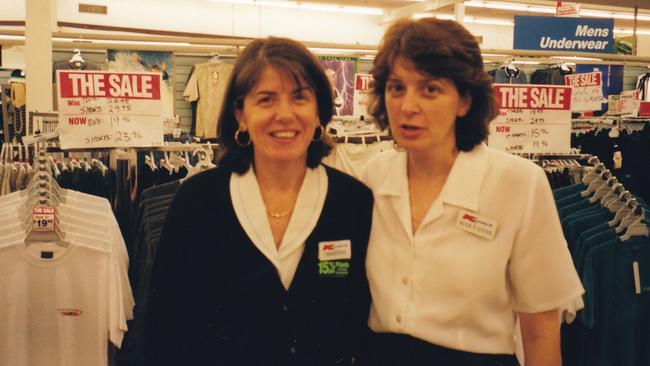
[32,207,56,232]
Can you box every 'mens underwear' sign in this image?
[514,15,614,54]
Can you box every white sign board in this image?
[489,84,572,154]
[56,70,164,149]
[564,72,604,112]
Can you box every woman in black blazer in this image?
[144,37,373,366]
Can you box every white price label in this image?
[32,207,56,232]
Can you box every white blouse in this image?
[361,143,584,354]
[230,165,327,290]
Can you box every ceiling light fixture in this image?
[615,28,650,36]
[307,47,377,54]
[0,35,26,41]
[52,37,193,47]
[209,0,383,15]
[414,13,513,26]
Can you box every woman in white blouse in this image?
[361,18,584,366]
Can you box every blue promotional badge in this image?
[514,15,614,54]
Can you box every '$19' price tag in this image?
[32,207,56,232]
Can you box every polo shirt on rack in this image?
[361,143,584,354]
[580,236,650,366]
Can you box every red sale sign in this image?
[56,70,164,149]
[565,72,604,112]
[489,84,572,154]
[58,72,161,99]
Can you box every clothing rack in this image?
[333,134,392,144]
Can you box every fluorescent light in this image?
[615,28,650,36]
[53,37,193,46]
[471,17,514,26]
[579,10,613,18]
[419,13,513,26]
[308,47,377,54]
[464,1,485,7]
[551,56,603,61]
[512,60,542,65]
[210,0,383,15]
[0,35,25,40]
[465,1,549,12]
[527,6,556,14]
[483,2,529,11]
[413,13,434,19]
[435,14,455,20]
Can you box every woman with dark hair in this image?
[145,36,372,366]
[361,18,583,366]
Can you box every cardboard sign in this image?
[608,91,640,116]
[353,73,374,119]
[556,1,581,17]
[489,84,572,154]
[56,70,164,149]
[565,72,604,112]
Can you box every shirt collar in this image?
[375,143,489,212]
[438,143,489,212]
[230,164,327,262]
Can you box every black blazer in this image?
[144,165,373,366]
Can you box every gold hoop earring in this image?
[234,129,251,147]
[312,125,325,142]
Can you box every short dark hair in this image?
[218,37,334,173]
[369,18,498,151]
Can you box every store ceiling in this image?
[294,0,650,29]
[297,0,650,11]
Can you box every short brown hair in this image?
[218,37,334,173]
[369,18,498,151]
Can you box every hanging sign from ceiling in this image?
[556,1,581,17]
[514,15,614,54]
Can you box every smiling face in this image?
[385,57,471,155]
[235,66,320,168]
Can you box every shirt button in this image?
[289,346,297,354]
[402,277,408,285]
[396,315,402,323]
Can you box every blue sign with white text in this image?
[514,16,614,54]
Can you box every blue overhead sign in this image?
[514,15,614,54]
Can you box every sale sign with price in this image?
[56,70,164,149]
[489,84,572,154]
[565,71,604,112]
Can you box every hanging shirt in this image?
[361,143,584,354]
[0,240,127,366]
[183,62,233,138]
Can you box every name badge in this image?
[455,210,498,240]
[318,240,352,261]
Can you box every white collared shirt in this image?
[230,165,327,290]
[361,143,584,354]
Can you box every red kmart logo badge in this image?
[58,308,83,317]
[462,214,477,223]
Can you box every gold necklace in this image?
[266,208,293,219]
